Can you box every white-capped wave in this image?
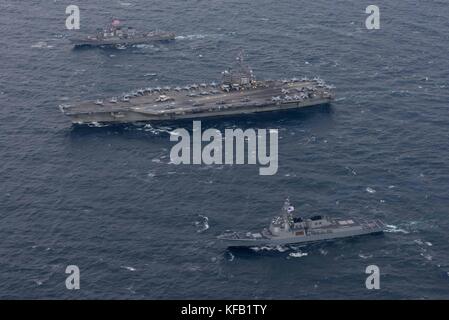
[276,245,288,252]
[385,224,409,234]
[289,252,308,258]
[250,246,276,252]
[134,44,155,49]
[31,41,54,49]
[175,34,206,40]
[195,215,209,233]
[366,187,376,194]
[319,249,328,256]
[420,253,432,261]
[34,279,44,286]
[358,253,373,259]
[249,245,290,252]
[87,122,108,128]
[121,266,136,271]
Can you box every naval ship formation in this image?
[70,19,175,48]
[62,19,384,250]
[218,199,385,248]
[59,52,335,124]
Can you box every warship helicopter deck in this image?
[218,199,385,248]
[60,53,335,124]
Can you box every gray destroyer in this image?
[218,199,385,248]
[59,53,335,125]
[70,19,175,48]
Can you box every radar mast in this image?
[222,50,255,88]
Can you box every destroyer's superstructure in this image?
[60,53,335,124]
[70,19,175,48]
[217,199,385,248]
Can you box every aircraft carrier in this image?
[59,53,335,125]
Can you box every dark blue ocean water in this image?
[1,0,449,299]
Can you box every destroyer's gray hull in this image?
[71,34,175,47]
[219,223,384,248]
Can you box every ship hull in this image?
[70,34,175,47]
[64,99,332,125]
[60,79,334,125]
[218,224,384,248]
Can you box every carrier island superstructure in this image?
[59,53,335,125]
